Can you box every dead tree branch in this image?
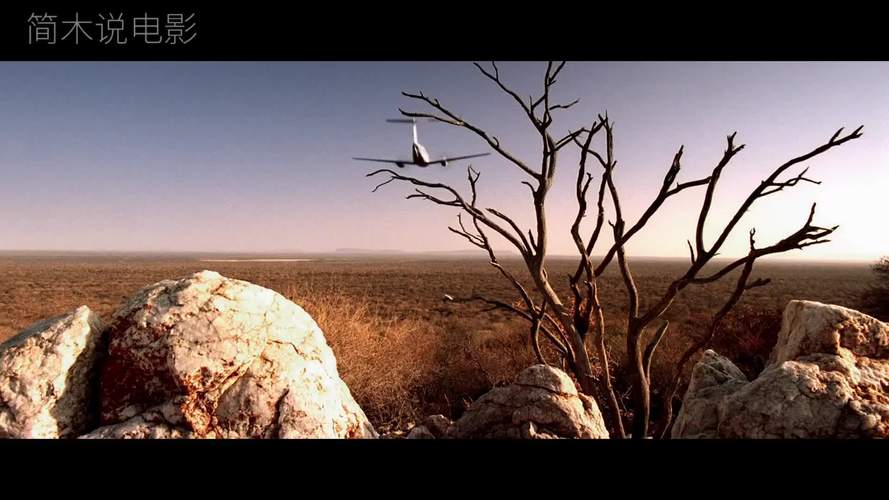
[368,61,863,439]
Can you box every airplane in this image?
[353,118,490,168]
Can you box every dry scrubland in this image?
[0,253,875,431]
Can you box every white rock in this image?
[0,306,106,438]
[673,300,889,439]
[80,402,196,439]
[670,350,748,439]
[447,365,609,439]
[768,300,889,366]
[96,271,376,438]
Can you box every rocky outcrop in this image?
[406,425,436,439]
[447,365,609,439]
[97,271,377,439]
[768,300,889,366]
[0,271,376,439]
[0,306,106,438]
[670,350,749,439]
[406,414,453,439]
[422,414,453,437]
[673,300,889,438]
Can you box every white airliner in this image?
[353,118,490,168]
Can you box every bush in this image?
[604,305,783,429]
[708,306,783,379]
[286,284,533,431]
[859,257,889,321]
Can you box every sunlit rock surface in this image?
[448,364,609,439]
[673,300,889,438]
[95,271,376,439]
[0,306,106,438]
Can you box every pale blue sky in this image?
[0,62,885,260]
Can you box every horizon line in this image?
[0,248,879,264]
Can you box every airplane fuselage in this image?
[412,142,432,166]
[411,122,433,166]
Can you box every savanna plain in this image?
[0,252,875,432]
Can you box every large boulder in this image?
[447,364,609,439]
[95,270,376,438]
[670,350,748,439]
[673,300,889,438]
[0,306,106,438]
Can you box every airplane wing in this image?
[352,157,415,167]
[435,152,491,165]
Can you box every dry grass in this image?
[0,253,877,430]
[286,282,441,427]
[285,281,534,429]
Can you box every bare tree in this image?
[368,61,862,438]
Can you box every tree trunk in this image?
[628,328,650,439]
[537,277,601,402]
[566,328,597,395]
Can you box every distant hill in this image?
[334,248,405,255]
[333,248,519,257]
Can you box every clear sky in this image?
[0,62,885,261]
